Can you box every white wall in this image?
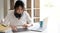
[0,0,4,20]
[0,0,10,19]
[40,0,59,33]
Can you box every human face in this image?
[15,6,24,14]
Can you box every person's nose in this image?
[19,10,21,12]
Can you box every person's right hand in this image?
[10,25,17,31]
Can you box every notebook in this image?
[27,23,42,32]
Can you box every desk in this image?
[13,28,47,33]
[14,31,41,33]
[13,30,47,33]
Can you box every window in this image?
[10,0,14,10]
[26,0,40,22]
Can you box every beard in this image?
[14,11,22,18]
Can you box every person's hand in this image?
[22,24,28,29]
[10,25,17,31]
[22,24,33,28]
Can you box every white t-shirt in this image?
[3,11,33,27]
